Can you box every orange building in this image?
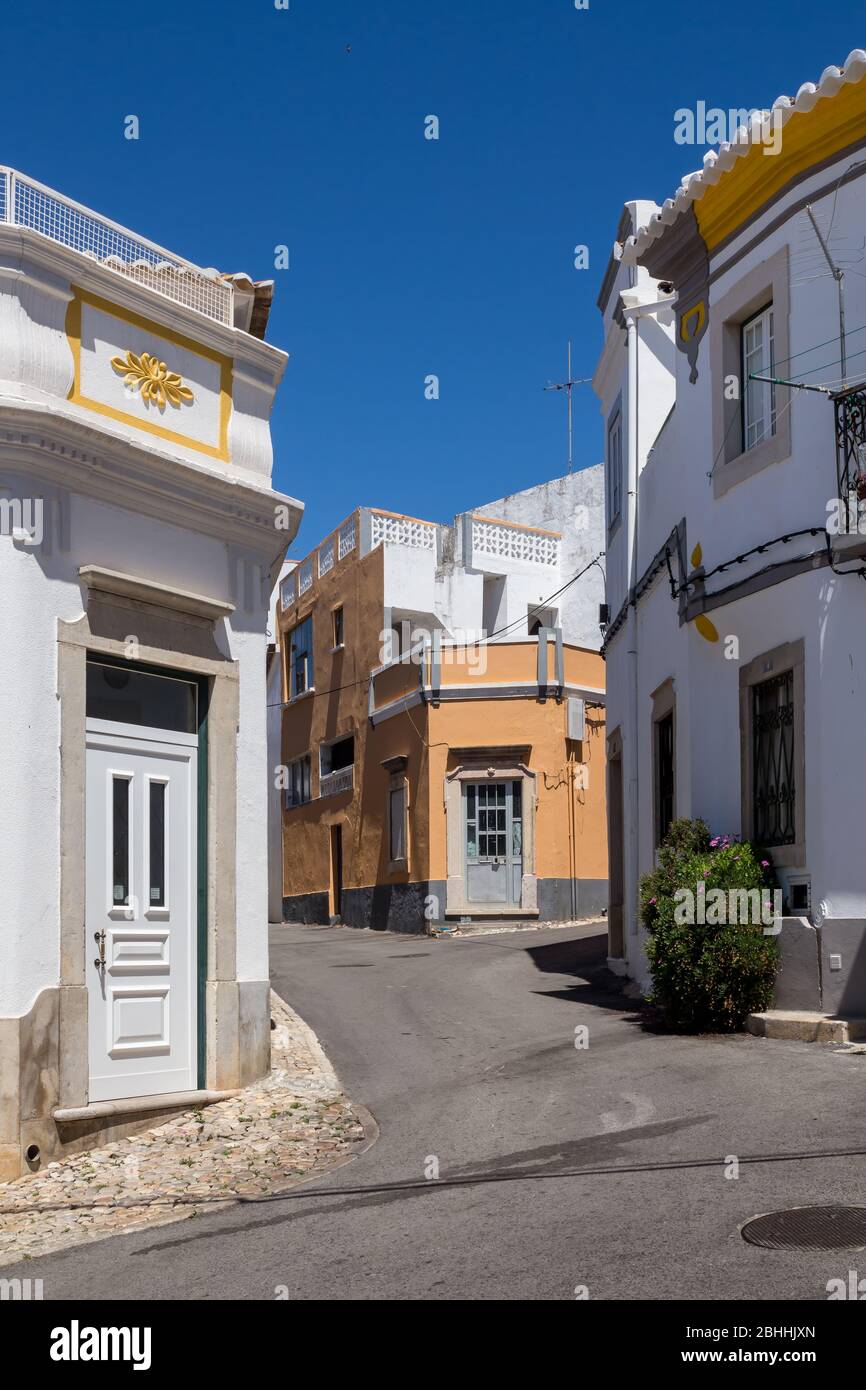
[277,494,608,931]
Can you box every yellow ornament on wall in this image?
[694,613,719,643]
[111,351,194,411]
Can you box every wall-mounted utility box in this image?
[567,696,586,741]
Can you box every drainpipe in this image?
[620,289,675,949]
[625,310,640,944]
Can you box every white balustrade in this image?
[370,511,436,551]
[319,765,353,798]
[471,517,560,566]
[280,571,296,609]
[318,537,335,577]
[338,516,357,559]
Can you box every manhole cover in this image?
[742,1205,866,1251]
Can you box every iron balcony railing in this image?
[833,381,866,508]
[0,167,233,327]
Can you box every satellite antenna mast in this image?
[545,340,592,474]
[806,204,847,384]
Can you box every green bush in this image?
[639,818,779,1032]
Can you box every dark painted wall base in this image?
[819,917,866,1015]
[341,882,438,934]
[769,916,866,1015]
[283,877,608,934]
[282,883,439,933]
[537,878,608,921]
[774,917,821,1011]
[281,891,330,925]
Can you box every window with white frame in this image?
[287,615,313,699]
[285,755,312,809]
[742,304,776,452]
[606,405,622,528]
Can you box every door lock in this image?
[93,929,106,972]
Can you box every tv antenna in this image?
[545,340,592,474]
[806,203,847,384]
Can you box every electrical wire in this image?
[674,527,827,596]
[786,339,866,383]
[374,553,607,749]
[464,551,606,647]
[708,388,798,482]
[772,317,866,370]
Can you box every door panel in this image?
[86,725,197,1102]
[467,860,509,903]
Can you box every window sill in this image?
[288,687,316,706]
[714,429,791,498]
[388,858,409,875]
[329,645,345,655]
[760,843,805,871]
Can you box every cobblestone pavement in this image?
[0,992,371,1267]
[453,915,606,937]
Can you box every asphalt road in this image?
[7,923,866,1300]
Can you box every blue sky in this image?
[2,1,863,553]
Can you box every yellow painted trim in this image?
[695,74,866,251]
[66,288,232,463]
[370,508,437,527]
[680,301,706,342]
[694,613,720,643]
[470,514,562,538]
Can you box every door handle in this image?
[93,929,106,972]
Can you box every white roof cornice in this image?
[0,225,288,385]
[0,399,302,558]
[624,48,866,263]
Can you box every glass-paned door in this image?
[465,780,523,906]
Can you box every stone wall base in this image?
[0,979,271,1182]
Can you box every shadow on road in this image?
[130,1113,715,1253]
[525,930,638,1014]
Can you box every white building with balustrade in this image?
[276,468,608,933]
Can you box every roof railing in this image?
[0,166,233,327]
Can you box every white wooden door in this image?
[86,720,197,1102]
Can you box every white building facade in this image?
[357,467,606,659]
[0,168,301,1179]
[594,51,866,1015]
